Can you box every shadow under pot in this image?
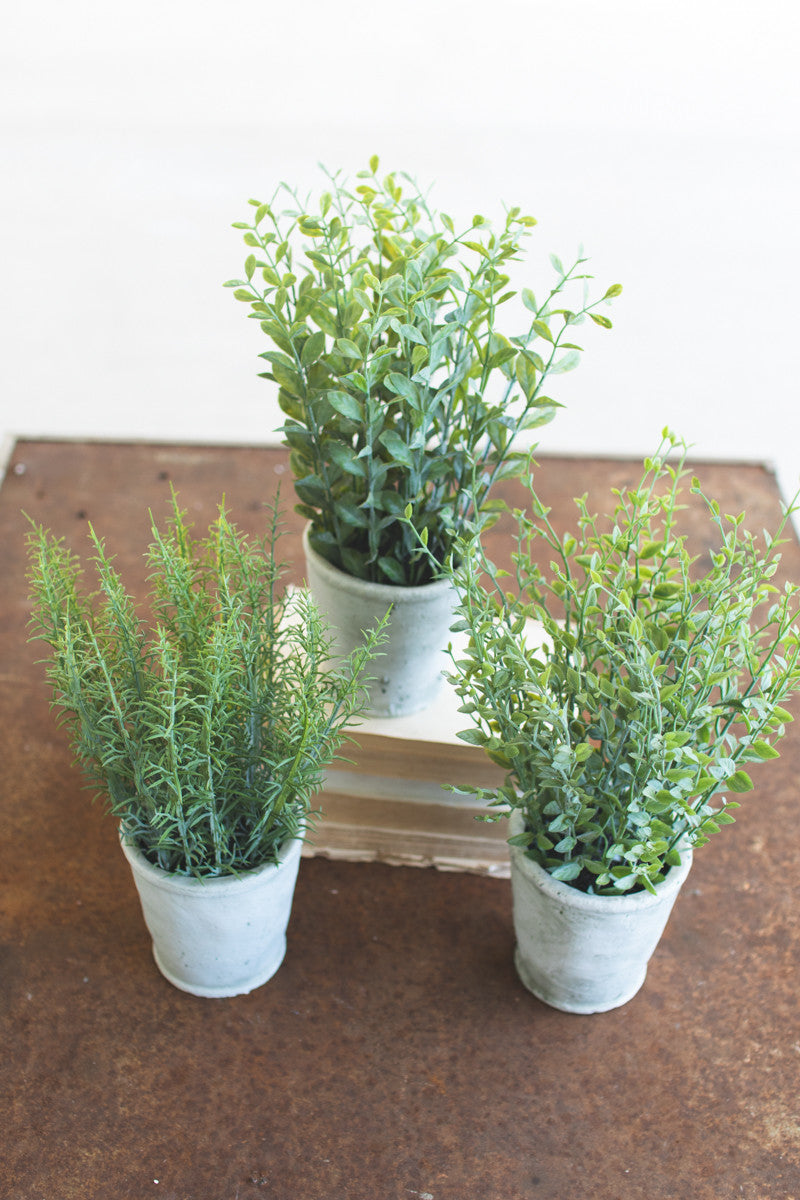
[120,831,304,998]
[302,526,456,718]
[508,811,693,1014]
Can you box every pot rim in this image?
[508,809,693,912]
[118,828,304,895]
[302,525,453,601]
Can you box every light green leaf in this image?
[549,350,580,375]
[456,727,488,746]
[550,862,582,882]
[750,740,780,760]
[301,330,326,367]
[335,338,362,360]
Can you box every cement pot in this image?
[508,811,692,1013]
[302,527,456,718]
[120,831,303,998]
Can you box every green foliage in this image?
[447,432,800,894]
[27,496,383,877]
[227,158,619,585]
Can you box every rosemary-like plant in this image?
[448,433,800,894]
[27,495,383,877]
[227,157,619,586]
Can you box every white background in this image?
[2,0,799,505]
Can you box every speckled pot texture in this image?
[508,810,693,1013]
[302,527,456,718]
[120,832,303,998]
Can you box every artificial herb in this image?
[227,156,619,585]
[27,495,383,877]
[447,432,800,894]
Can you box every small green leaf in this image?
[515,354,537,399]
[399,323,427,346]
[750,740,780,760]
[377,556,407,585]
[384,372,418,401]
[771,706,794,724]
[378,430,414,467]
[301,330,326,367]
[326,441,366,477]
[337,502,370,529]
[550,862,582,882]
[549,351,580,375]
[293,474,327,506]
[335,338,362,360]
[456,727,488,746]
[327,391,364,422]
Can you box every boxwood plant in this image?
[27,495,384,877]
[447,432,800,894]
[227,157,620,585]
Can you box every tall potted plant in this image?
[26,495,383,997]
[227,157,620,715]
[444,432,800,1011]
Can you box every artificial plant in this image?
[27,495,383,877]
[447,432,800,893]
[227,157,619,585]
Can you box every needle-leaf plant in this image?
[27,495,384,877]
[447,432,800,894]
[227,156,620,586]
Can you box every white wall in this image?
[2,0,799,505]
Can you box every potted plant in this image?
[444,431,800,1012]
[226,156,620,715]
[26,495,383,998]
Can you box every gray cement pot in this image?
[120,831,303,998]
[508,811,692,1013]
[302,527,456,718]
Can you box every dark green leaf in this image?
[327,391,364,422]
[378,430,414,467]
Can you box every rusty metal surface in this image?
[1,439,799,1200]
